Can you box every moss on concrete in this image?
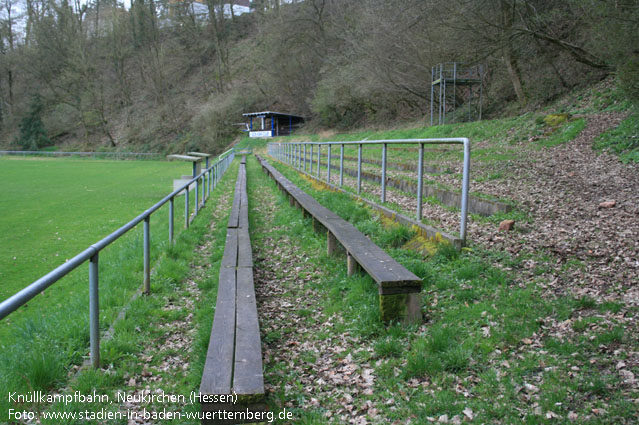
[543,113,571,127]
[403,234,439,256]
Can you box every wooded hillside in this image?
[0,0,637,153]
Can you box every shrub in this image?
[17,95,51,150]
[618,55,639,102]
[191,86,264,152]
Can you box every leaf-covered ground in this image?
[248,134,639,424]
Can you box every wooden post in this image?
[327,231,338,256]
[347,252,359,276]
[379,293,422,324]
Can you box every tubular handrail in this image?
[0,151,235,367]
[218,147,235,162]
[282,138,468,145]
[267,138,470,245]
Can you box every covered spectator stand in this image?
[243,111,305,138]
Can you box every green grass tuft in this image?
[594,113,639,163]
[378,226,415,248]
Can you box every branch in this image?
[515,27,612,71]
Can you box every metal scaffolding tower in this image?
[430,63,484,126]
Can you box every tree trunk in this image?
[503,47,526,105]
[501,0,526,106]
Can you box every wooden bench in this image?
[257,155,422,324]
[200,157,266,424]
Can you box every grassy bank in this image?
[249,156,638,424]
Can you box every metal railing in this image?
[0,151,235,368]
[0,150,164,160]
[432,62,483,81]
[267,139,470,244]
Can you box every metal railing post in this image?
[358,144,362,194]
[185,187,190,229]
[339,144,344,187]
[195,179,199,215]
[327,144,332,184]
[144,216,150,294]
[381,143,387,203]
[268,138,470,243]
[169,197,174,244]
[460,140,471,244]
[417,144,424,220]
[201,175,205,206]
[204,171,208,201]
[202,172,206,202]
[89,253,99,369]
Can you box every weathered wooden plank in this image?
[221,228,238,269]
[378,284,423,295]
[239,163,250,229]
[239,206,249,230]
[237,228,253,268]
[239,193,249,228]
[324,218,420,286]
[187,151,212,158]
[233,267,265,397]
[167,154,203,162]
[257,155,421,292]
[201,158,268,424]
[200,266,236,395]
[228,193,241,229]
[228,165,245,228]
